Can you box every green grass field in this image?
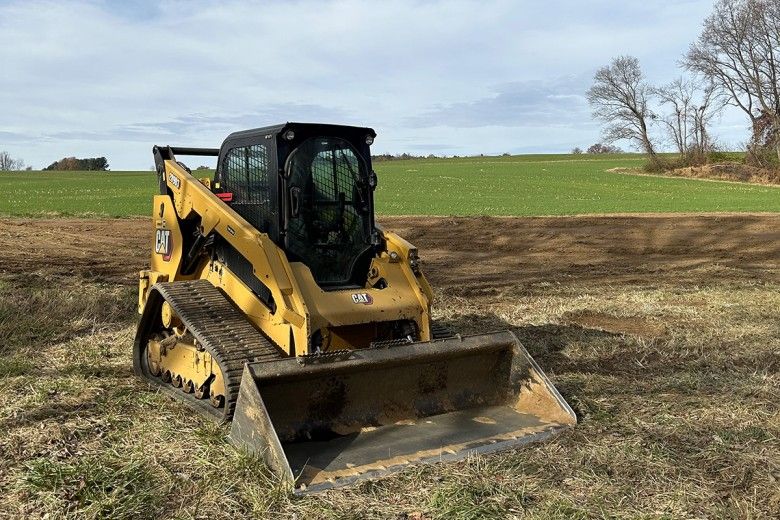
[1,154,778,217]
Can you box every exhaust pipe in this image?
[229,331,575,493]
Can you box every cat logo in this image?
[351,292,373,305]
[155,229,173,261]
[168,172,181,189]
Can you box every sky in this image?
[0,0,750,170]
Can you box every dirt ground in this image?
[2,213,777,288]
[1,214,778,519]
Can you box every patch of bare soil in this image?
[0,218,149,284]
[384,214,780,291]
[562,310,667,339]
[1,214,777,289]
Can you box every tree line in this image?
[0,152,110,172]
[571,144,623,155]
[587,0,780,170]
[372,153,445,161]
[43,157,109,171]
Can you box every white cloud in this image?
[406,74,595,128]
[0,0,744,168]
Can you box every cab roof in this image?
[223,122,376,145]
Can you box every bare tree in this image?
[0,151,24,171]
[0,152,13,170]
[690,82,721,156]
[685,0,780,162]
[655,78,695,156]
[655,78,722,161]
[587,56,659,164]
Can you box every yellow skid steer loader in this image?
[134,123,575,492]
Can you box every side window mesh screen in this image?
[222,144,273,232]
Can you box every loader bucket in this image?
[229,331,575,493]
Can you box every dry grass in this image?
[670,164,780,185]
[1,252,779,518]
[608,162,780,186]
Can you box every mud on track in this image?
[1,214,777,288]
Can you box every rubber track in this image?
[146,280,282,422]
[430,320,456,339]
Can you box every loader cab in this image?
[216,123,378,289]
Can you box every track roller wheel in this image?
[134,281,283,422]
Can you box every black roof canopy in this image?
[221,122,376,148]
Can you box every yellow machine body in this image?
[138,164,432,355]
[133,123,575,493]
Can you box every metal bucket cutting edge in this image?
[228,331,576,493]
